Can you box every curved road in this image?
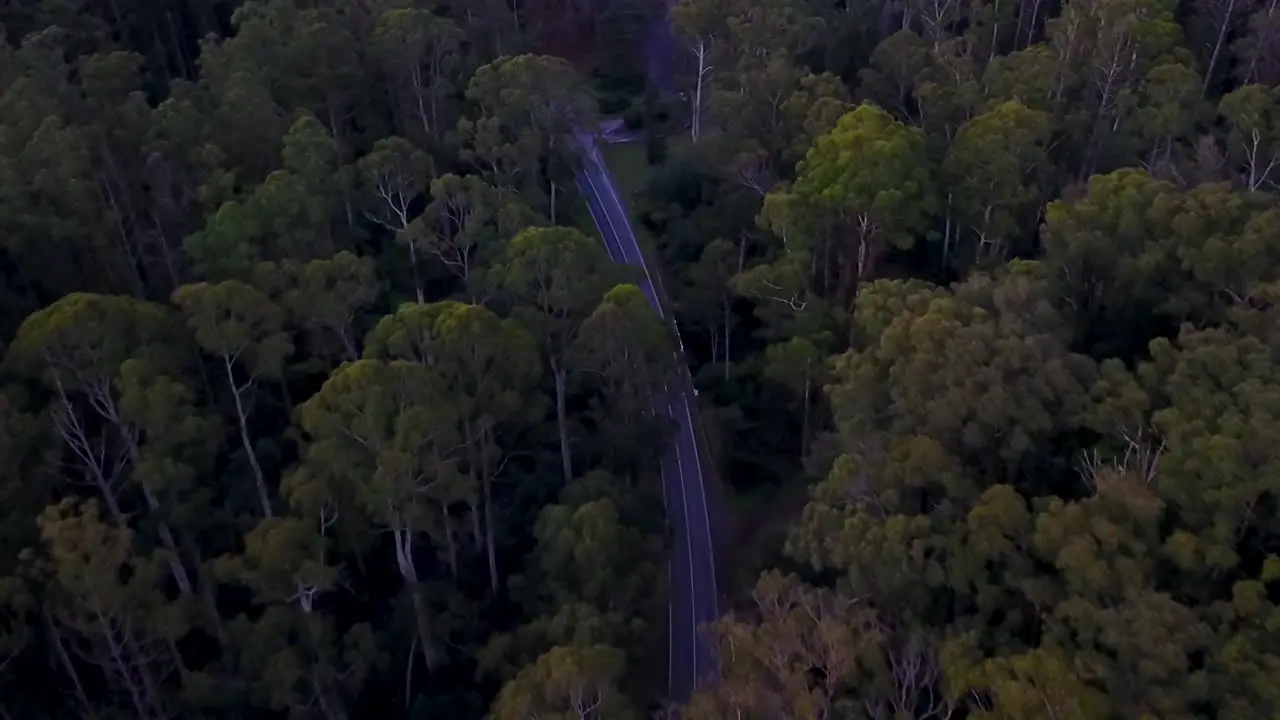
[574,131,719,704]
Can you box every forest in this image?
[0,0,1279,716]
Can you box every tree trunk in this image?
[484,469,499,595]
[549,178,558,225]
[224,358,273,518]
[99,620,151,720]
[942,192,954,266]
[153,520,194,596]
[45,612,95,719]
[1202,0,1238,97]
[405,233,425,304]
[722,295,731,381]
[412,64,431,140]
[392,527,435,671]
[110,414,194,596]
[124,633,166,720]
[691,40,711,143]
[552,359,573,483]
[410,587,435,672]
[800,368,811,458]
[442,506,459,578]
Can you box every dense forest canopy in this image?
[0,0,1279,716]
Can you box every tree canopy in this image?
[2,0,1280,716]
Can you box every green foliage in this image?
[3,0,1280,717]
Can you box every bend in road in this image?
[574,131,720,704]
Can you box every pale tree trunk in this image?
[429,48,444,135]
[151,517,192,595]
[549,178,558,225]
[411,63,431,140]
[1202,0,1239,96]
[304,619,348,720]
[96,614,156,720]
[392,524,434,671]
[1241,0,1279,82]
[480,425,500,595]
[484,472,499,594]
[1243,129,1279,190]
[800,366,811,458]
[722,295,732,381]
[45,611,96,720]
[88,382,193,597]
[441,506,459,578]
[469,502,483,550]
[552,358,573,483]
[403,231,426,304]
[691,39,713,143]
[313,670,347,720]
[987,0,1002,62]
[222,357,273,518]
[125,633,167,720]
[50,385,127,523]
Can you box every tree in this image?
[385,301,541,594]
[759,104,937,316]
[222,607,374,720]
[370,8,464,146]
[490,227,617,484]
[419,173,539,302]
[32,499,186,720]
[943,100,1052,269]
[290,360,460,670]
[1233,0,1280,86]
[762,333,832,458]
[527,497,662,624]
[671,0,818,149]
[1039,169,1182,354]
[216,515,339,613]
[357,136,433,302]
[1219,84,1280,190]
[459,54,596,223]
[576,283,676,431]
[172,280,293,518]
[215,515,372,719]
[681,237,742,378]
[6,293,195,594]
[956,646,1110,719]
[684,570,881,718]
[250,113,342,262]
[283,252,380,365]
[489,644,638,720]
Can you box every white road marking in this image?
[664,384,698,689]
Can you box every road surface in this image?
[574,130,719,704]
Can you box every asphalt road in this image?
[573,130,720,704]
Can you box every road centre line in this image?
[681,392,718,620]
[665,389,698,688]
[578,175,623,263]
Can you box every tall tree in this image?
[758,104,937,318]
[370,7,465,147]
[290,359,461,670]
[490,227,617,484]
[7,293,196,594]
[459,54,596,223]
[172,280,293,518]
